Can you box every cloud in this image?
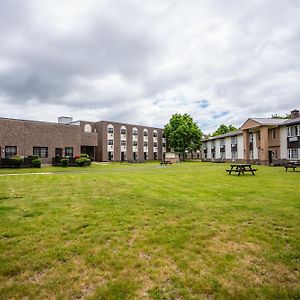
[0,0,299,133]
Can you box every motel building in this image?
[0,116,167,164]
[201,109,300,165]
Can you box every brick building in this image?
[0,116,166,163]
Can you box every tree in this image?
[271,113,291,119]
[164,113,202,160]
[211,124,237,136]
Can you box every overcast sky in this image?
[0,0,299,133]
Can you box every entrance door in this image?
[55,148,63,157]
[121,152,125,161]
[108,152,113,161]
[268,150,273,164]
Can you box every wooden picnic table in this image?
[285,161,300,172]
[160,160,172,166]
[226,164,257,176]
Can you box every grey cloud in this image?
[0,0,300,130]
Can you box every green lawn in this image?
[0,162,299,299]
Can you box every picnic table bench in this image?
[160,160,172,166]
[226,164,257,176]
[284,161,300,172]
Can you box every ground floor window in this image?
[231,151,237,159]
[5,146,17,158]
[288,148,299,159]
[65,147,73,158]
[133,152,137,160]
[33,147,48,158]
[154,152,157,160]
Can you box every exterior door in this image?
[268,150,273,164]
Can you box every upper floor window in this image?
[153,142,158,147]
[143,129,148,137]
[33,147,48,158]
[144,141,148,147]
[231,136,237,145]
[133,128,138,136]
[153,130,158,138]
[108,125,114,134]
[288,125,299,137]
[121,140,126,146]
[133,141,138,146]
[108,139,114,146]
[272,129,276,139]
[120,126,126,135]
[5,146,17,158]
[249,133,254,142]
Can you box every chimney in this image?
[291,109,300,119]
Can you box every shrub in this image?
[75,157,91,167]
[80,153,90,158]
[61,158,69,167]
[32,158,41,168]
[9,156,24,168]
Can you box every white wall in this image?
[237,135,244,159]
[207,141,212,159]
[225,137,231,159]
[253,133,258,159]
[280,126,288,159]
[215,140,220,159]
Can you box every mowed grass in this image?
[0,162,299,299]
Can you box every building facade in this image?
[201,109,300,164]
[0,116,166,163]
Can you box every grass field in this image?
[0,162,299,299]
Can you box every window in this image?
[133,128,138,136]
[144,142,148,147]
[5,146,17,158]
[288,149,299,159]
[108,139,114,145]
[153,142,158,147]
[120,126,126,135]
[133,141,138,146]
[65,147,73,157]
[231,151,237,159]
[108,125,114,134]
[153,131,158,137]
[272,129,276,139]
[121,140,126,146]
[33,147,48,158]
[143,129,148,137]
[249,133,254,142]
[231,136,237,145]
[288,125,300,137]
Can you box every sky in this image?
[0,0,299,133]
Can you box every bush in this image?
[80,153,90,158]
[32,158,41,168]
[75,157,91,167]
[9,156,24,168]
[61,158,69,167]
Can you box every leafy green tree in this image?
[211,124,237,136]
[164,113,202,160]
